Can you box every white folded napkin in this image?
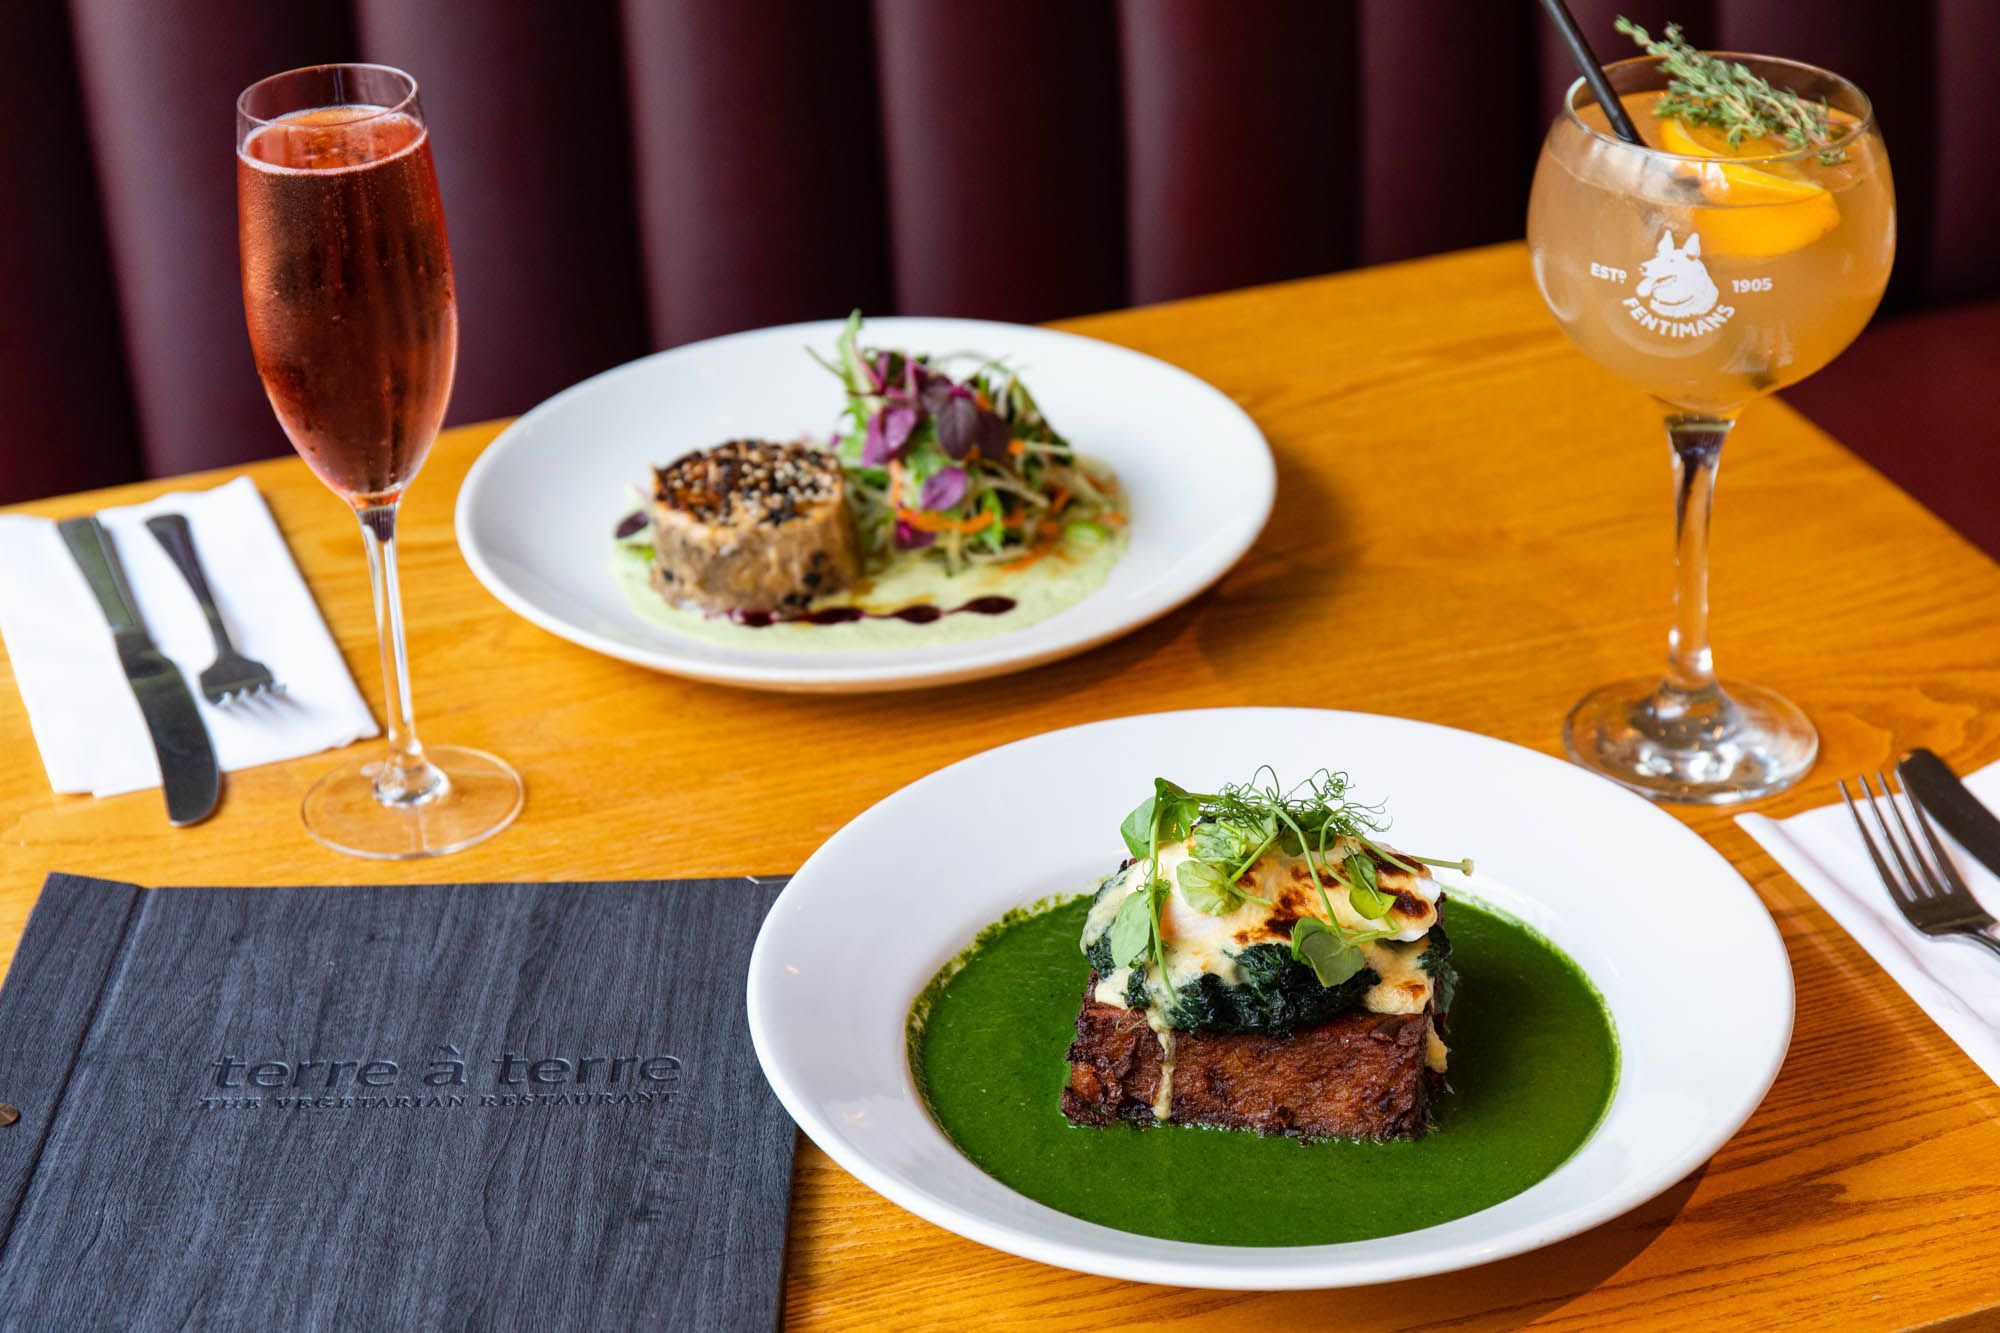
[1739,763,2000,1084]
[0,476,378,797]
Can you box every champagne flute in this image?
[237,64,521,857]
[1527,52,1894,803]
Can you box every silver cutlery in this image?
[1897,747,2000,886]
[145,513,280,706]
[1840,770,2000,960]
[58,516,220,826]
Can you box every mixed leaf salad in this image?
[1092,769,1470,1032]
[818,312,1122,575]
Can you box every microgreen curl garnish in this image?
[1111,768,1472,993]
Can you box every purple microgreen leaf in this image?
[882,403,918,456]
[919,465,969,511]
[862,410,891,465]
[975,409,1012,462]
[919,378,957,416]
[861,401,920,466]
[894,518,935,549]
[927,384,980,460]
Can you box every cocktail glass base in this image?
[1563,676,1817,806]
[302,743,523,859]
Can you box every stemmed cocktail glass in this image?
[237,64,522,856]
[1528,53,1894,804]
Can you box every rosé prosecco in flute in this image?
[238,105,456,504]
[237,64,518,859]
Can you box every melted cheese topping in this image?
[1083,837,1444,1019]
[1362,938,1434,1015]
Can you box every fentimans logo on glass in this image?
[1595,229,1755,338]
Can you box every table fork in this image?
[145,513,281,706]
[1840,771,2000,960]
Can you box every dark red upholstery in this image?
[1783,298,2000,558]
[876,0,1125,321]
[622,0,890,346]
[1120,0,1352,302]
[1362,0,1536,266]
[2,0,1995,559]
[350,0,652,423]
[63,0,354,486]
[0,0,138,498]
[1930,2,2000,300]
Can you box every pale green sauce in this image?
[611,526,1128,652]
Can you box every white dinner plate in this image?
[747,707,1794,1289]
[455,317,1274,691]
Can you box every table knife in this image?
[1897,748,2000,881]
[58,516,219,826]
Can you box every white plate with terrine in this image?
[746,707,1795,1288]
[456,317,1274,691]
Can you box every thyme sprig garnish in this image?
[1614,18,1846,164]
[1105,769,1473,994]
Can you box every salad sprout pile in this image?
[818,312,1121,575]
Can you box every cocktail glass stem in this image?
[356,502,447,806]
[1560,414,1816,804]
[1663,414,1727,694]
[1616,415,1748,759]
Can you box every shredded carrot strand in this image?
[1001,547,1051,573]
[897,506,998,535]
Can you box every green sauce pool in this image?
[909,895,1618,1246]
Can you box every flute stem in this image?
[356,503,446,806]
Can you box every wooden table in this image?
[5,242,1999,1330]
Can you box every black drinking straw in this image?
[1537,0,1646,145]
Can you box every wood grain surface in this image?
[3,242,1999,1329]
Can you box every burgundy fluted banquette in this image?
[3,1,1995,551]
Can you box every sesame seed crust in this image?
[652,438,843,527]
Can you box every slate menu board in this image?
[0,873,795,1329]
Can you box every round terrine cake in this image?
[648,439,862,614]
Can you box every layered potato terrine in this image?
[1063,833,1454,1141]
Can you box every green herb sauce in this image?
[910,895,1618,1246]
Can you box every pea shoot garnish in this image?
[1105,769,1472,993]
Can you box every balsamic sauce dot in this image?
[727,594,1018,629]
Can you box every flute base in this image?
[1563,676,1817,806]
[302,744,523,860]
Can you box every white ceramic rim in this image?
[454,317,1276,692]
[746,707,1794,1288]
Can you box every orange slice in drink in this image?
[1660,116,1840,259]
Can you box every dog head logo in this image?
[1636,230,1719,319]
